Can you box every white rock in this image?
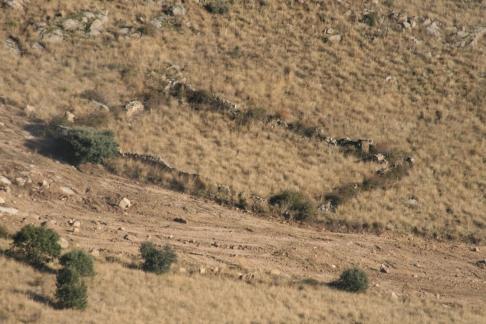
[64,111,75,123]
[119,197,131,210]
[328,34,342,43]
[89,15,108,36]
[0,206,18,215]
[0,176,12,185]
[42,29,64,43]
[62,18,82,31]
[426,22,441,37]
[89,248,100,257]
[125,101,144,118]
[60,186,76,196]
[14,177,26,186]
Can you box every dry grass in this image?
[0,0,484,241]
[1,254,484,324]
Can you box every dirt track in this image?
[1,104,485,313]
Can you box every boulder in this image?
[125,100,144,118]
[0,206,18,215]
[119,197,131,210]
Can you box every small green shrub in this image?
[338,268,368,292]
[140,242,176,274]
[51,126,119,165]
[204,0,230,14]
[269,190,316,221]
[56,267,88,310]
[11,225,61,265]
[60,250,95,277]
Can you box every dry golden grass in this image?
[0,0,484,241]
[1,254,484,324]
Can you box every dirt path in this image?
[1,105,485,307]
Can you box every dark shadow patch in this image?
[1,249,57,274]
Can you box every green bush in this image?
[338,268,368,292]
[140,242,176,274]
[204,0,230,14]
[56,267,88,310]
[60,250,95,277]
[269,190,316,221]
[51,126,119,165]
[11,225,61,265]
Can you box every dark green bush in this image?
[11,225,61,265]
[51,126,119,165]
[140,242,176,274]
[269,190,316,221]
[56,267,88,310]
[204,0,230,14]
[60,250,95,277]
[338,268,368,292]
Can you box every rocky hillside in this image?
[0,0,485,322]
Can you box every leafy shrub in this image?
[338,268,368,292]
[11,225,61,265]
[51,126,119,165]
[204,0,230,14]
[60,250,95,277]
[269,190,316,221]
[140,242,176,274]
[56,267,88,310]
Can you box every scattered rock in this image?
[0,206,18,215]
[42,29,64,43]
[68,220,81,228]
[41,219,56,227]
[199,267,206,274]
[166,4,186,16]
[179,267,187,274]
[327,34,342,43]
[5,36,21,55]
[1,0,27,9]
[471,246,480,252]
[62,18,82,31]
[14,177,27,187]
[119,197,131,210]
[380,264,390,273]
[89,248,100,257]
[476,259,486,268]
[124,233,135,241]
[125,100,144,118]
[173,217,187,224]
[0,176,12,186]
[24,105,36,116]
[391,291,399,301]
[60,186,76,196]
[426,21,441,37]
[0,197,5,204]
[64,111,76,123]
[88,15,108,36]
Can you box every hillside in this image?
[0,0,485,323]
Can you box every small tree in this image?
[338,268,369,292]
[60,250,95,277]
[11,225,61,266]
[140,242,176,274]
[51,126,118,165]
[56,267,88,310]
[269,190,316,221]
